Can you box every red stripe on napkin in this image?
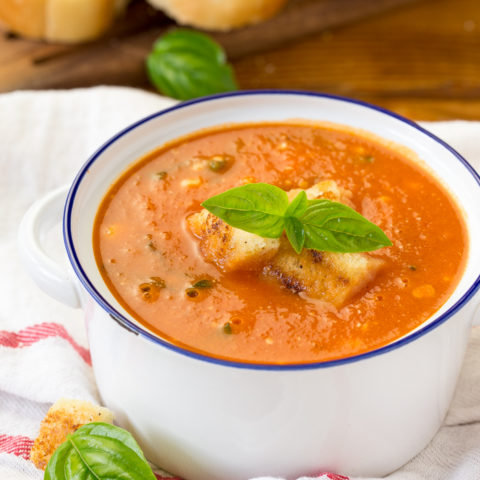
[0,434,34,460]
[0,323,91,365]
[319,473,350,480]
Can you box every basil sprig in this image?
[146,29,238,100]
[201,183,392,254]
[45,422,156,480]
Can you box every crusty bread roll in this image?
[146,0,288,31]
[0,0,129,43]
[0,0,46,39]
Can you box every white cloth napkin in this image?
[0,86,479,480]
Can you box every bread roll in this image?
[0,0,46,39]
[0,0,129,43]
[146,0,288,31]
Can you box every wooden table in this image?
[234,0,480,121]
[1,0,479,121]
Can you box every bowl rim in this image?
[63,89,480,371]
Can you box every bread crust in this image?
[0,0,46,38]
[30,398,114,470]
[46,0,116,43]
[189,181,384,307]
[0,0,128,43]
[146,0,288,31]
[188,209,280,272]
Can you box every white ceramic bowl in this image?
[19,91,480,480]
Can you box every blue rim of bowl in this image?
[63,89,480,371]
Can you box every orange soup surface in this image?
[93,124,468,364]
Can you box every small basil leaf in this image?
[44,422,156,480]
[200,183,391,253]
[285,190,308,218]
[146,29,237,100]
[150,29,225,64]
[202,183,289,238]
[203,183,289,216]
[74,422,146,459]
[69,435,154,478]
[285,217,305,254]
[148,54,236,99]
[300,199,392,252]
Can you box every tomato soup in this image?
[93,124,468,364]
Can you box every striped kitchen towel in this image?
[1,87,480,480]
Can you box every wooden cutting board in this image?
[0,0,423,93]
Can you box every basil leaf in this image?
[202,183,289,238]
[285,217,305,253]
[44,440,72,480]
[284,192,308,253]
[74,422,146,458]
[200,183,391,254]
[150,29,226,64]
[146,29,237,100]
[285,190,308,218]
[44,422,156,480]
[300,200,392,252]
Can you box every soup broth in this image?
[93,123,468,364]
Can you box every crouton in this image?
[30,398,114,470]
[187,180,350,272]
[189,180,384,305]
[187,209,280,272]
[288,179,354,205]
[264,242,384,308]
[268,180,383,307]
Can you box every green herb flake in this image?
[139,278,166,303]
[362,155,374,163]
[201,182,392,254]
[223,322,232,334]
[193,279,213,289]
[146,29,238,101]
[409,265,417,271]
[208,156,230,172]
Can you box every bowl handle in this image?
[18,185,81,309]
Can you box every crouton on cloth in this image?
[1,87,480,480]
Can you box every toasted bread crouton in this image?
[30,398,114,470]
[288,179,353,205]
[268,180,384,307]
[187,209,280,272]
[264,242,384,308]
[189,180,383,305]
[267,180,383,307]
[187,180,352,273]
